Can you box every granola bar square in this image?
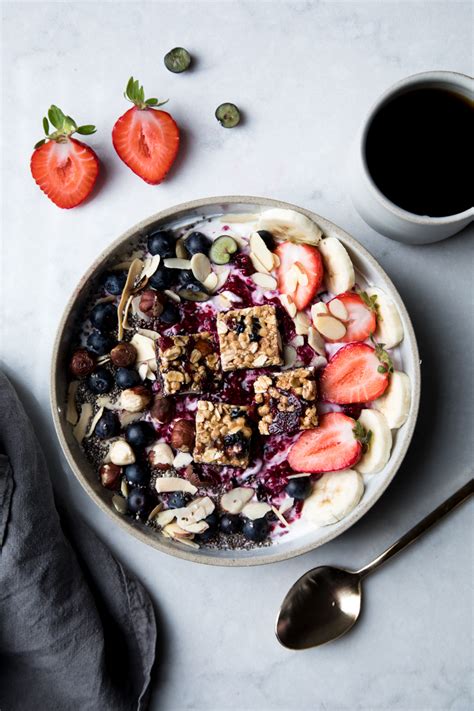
[216,304,283,371]
[193,401,252,467]
[157,332,221,395]
[253,367,318,435]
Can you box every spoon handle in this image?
[356,479,474,579]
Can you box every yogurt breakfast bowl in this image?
[50,196,420,566]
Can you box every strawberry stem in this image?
[33,105,96,149]
[124,76,168,110]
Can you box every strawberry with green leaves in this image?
[30,106,99,209]
[112,77,180,184]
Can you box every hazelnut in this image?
[120,386,151,413]
[139,290,164,318]
[148,442,174,468]
[150,395,174,424]
[100,463,122,489]
[170,419,195,453]
[109,440,135,466]
[110,342,137,368]
[69,349,96,378]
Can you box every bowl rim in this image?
[50,194,421,566]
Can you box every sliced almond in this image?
[307,325,326,356]
[117,258,143,340]
[285,266,299,295]
[213,294,232,311]
[191,253,212,283]
[112,495,127,515]
[287,472,312,479]
[272,252,281,269]
[164,289,181,303]
[96,355,111,365]
[250,232,274,271]
[163,257,191,270]
[311,302,328,324]
[162,522,194,539]
[184,496,215,521]
[249,252,271,275]
[73,403,93,443]
[149,442,174,467]
[314,314,347,341]
[142,254,161,279]
[221,487,254,514]
[120,479,129,498]
[294,262,309,286]
[279,293,297,318]
[294,311,310,336]
[155,477,197,495]
[136,327,160,341]
[282,345,297,369]
[173,451,193,469]
[177,519,209,534]
[175,238,188,259]
[215,267,231,290]
[85,406,104,438]
[242,501,272,520]
[130,333,156,362]
[251,272,277,290]
[271,505,290,528]
[278,497,294,515]
[147,502,163,521]
[155,508,185,527]
[66,381,79,425]
[203,271,219,292]
[328,298,348,321]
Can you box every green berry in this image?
[164,47,192,73]
[215,103,241,128]
[209,235,239,265]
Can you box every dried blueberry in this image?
[242,517,269,542]
[88,367,113,394]
[90,302,116,331]
[125,463,150,488]
[147,230,175,258]
[95,411,120,439]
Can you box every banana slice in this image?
[373,371,411,429]
[356,409,392,475]
[302,469,364,527]
[318,237,355,295]
[256,208,322,245]
[365,287,404,349]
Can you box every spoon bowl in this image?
[276,567,362,650]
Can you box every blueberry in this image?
[125,421,156,448]
[86,331,114,356]
[127,489,154,517]
[88,367,113,394]
[257,229,275,250]
[90,302,116,331]
[147,230,175,258]
[220,513,241,534]
[104,272,126,295]
[159,302,180,325]
[115,367,141,389]
[196,511,219,543]
[167,492,189,509]
[285,477,312,500]
[149,266,173,291]
[125,463,150,488]
[242,517,269,542]
[184,231,211,256]
[95,411,120,439]
[177,270,199,287]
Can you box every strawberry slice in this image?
[112,77,179,184]
[288,412,363,473]
[275,242,324,311]
[328,292,377,342]
[320,343,390,404]
[30,106,99,209]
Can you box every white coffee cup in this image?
[348,71,473,244]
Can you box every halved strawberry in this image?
[30,106,99,209]
[320,343,390,404]
[112,77,179,184]
[288,412,363,473]
[275,242,324,311]
[328,292,377,342]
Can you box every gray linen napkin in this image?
[0,371,157,711]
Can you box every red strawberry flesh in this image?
[320,342,389,404]
[275,242,324,311]
[328,292,377,343]
[112,107,179,184]
[30,138,99,209]
[288,412,362,473]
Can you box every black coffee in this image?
[365,87,473,217]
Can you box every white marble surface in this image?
[1,1,473,709]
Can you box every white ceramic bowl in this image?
[50,196,420,566]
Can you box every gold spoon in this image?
[276,479,473,650]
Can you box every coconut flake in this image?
[242,501,272,520]
[163,258,192,270]
[155,477,197,494]
[271,505,290,528]
[117,258,143,340]
[73,403,93,443]
[85,406,104,438]
[130,333,156,362]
